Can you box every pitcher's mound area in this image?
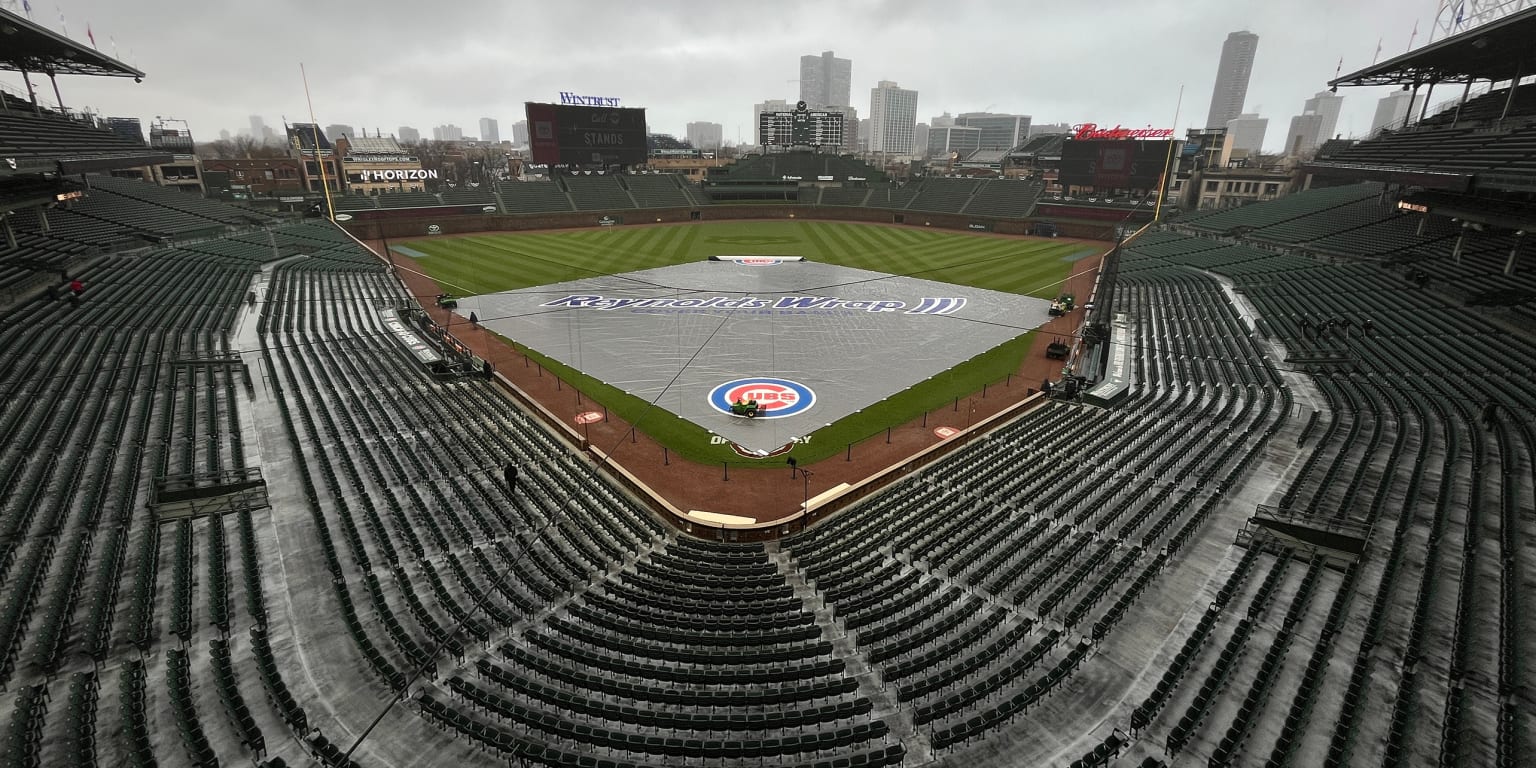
[462,258,1054,453]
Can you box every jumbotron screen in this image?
[526,102,648,167]
[760,102,846,147]
[1057,139,1174,190]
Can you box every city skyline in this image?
[0,1,1448,154]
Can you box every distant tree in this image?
[197,136,287,160]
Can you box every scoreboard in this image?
[526,102,648,167]
[1058,138,1174,190]
[760,101,846,148]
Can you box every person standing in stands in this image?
[69,278,84,300]
[1483,402,1498,430]
[503,461,519,494]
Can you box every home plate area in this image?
[462,258,1055,454]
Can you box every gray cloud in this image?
[4,1,1437,151]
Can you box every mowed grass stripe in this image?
[409,222,1083,465]
[796,222,840,262]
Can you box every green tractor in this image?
[1048,292,1076,316]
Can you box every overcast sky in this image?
[1,1,1464,152]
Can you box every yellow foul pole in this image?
[300,63,336,222]
[1153,84,1184,223]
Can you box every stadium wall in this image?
[340,205,1120,240]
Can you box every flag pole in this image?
[300,63,336,222]
[1153,83,1183,223]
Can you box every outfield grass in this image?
[408,221,1090,464]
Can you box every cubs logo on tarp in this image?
[708,377,815,419]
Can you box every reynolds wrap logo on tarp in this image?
[540,294,967,315]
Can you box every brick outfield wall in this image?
[338,204,1122,241]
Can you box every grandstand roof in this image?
[1331,6,1536,86]
[1008,133,1068,159]
[0,173,73,212]
[960,149,1009,165]
[0,7,144,78]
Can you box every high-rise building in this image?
[931,112,956,128]
[398,126,420,143]
[753,99,790,145]
[1224,114,1268,154]
[914,123,930,158]
[512,120,529,145]
[432,124,463,142]
[479,118,500,144]
[1302,90,1345,145]
[1205,31,1260,129]
[1370,90,1422,134]
[248,115,267,140]
[1284,113,1324,156]
[927,125,981,158]
[325,124,355,140]
[686,121,724,150]
[954,112,1031,150]
[869,80,918,155]
[799,50,852,109]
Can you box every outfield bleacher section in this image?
[963,180,1045,218]
[817,185,873,206]
[624,174,692,208]
[441,187,497,206]
[719,152,885,182]
[377,191,447,209]
[904,178,981,214]
[333,195,379,211]
[562,175,636,210]
[497,180,575,214]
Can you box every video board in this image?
[526,102,648,167]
